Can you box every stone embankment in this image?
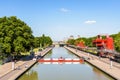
[64,46,120,80]
[0,47,53,80]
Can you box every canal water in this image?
[18,47,114,80]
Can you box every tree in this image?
[33,37,41,48]
[111,32,120,52]
[0,16,33,57]
[39,34,53,48]
[74,38,84,46]
[33,34,53,48]
[67,39,75,45]
[67,32,120,52]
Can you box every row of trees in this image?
[0,16,52,60]
[111,32,120,52]
[34,34,53,49]
[67,37,95,47]
[67,33,120,52]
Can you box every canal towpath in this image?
[0,47,53,80]
[64,46,120,80]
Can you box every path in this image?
[0,47,53,80]
[65,46,120,80]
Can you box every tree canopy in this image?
[111,32,120,52]
[33,34,53,48]
[0,16,34,57]
[67,33,120,52]
[67,39,75,45]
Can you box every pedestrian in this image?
[76,48,77,53]
[91,55,94,60]
[17,66,21,70]
[25,63,28,68]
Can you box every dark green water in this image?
[18,47,114,80]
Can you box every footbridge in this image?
[53,41,66,47]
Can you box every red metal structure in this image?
[76,41,86,48]
[105,35,114,50]
[93,35,114,57]
[38,58,84,63]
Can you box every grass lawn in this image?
[21,52,30,55]
[87,49,97,54]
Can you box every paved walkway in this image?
[65,46,120,80]
[0,60,25,78]
[0,60,36,80]
[41,47,53,56]
[0,47,53,80]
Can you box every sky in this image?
[0,0,120,41]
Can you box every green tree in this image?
[67,39,75,45]
[33,37,41,48]
[39,34,52,48]
[74,38,84,45]
[33,34,53,48]
[111,32,120,52]
[0,16,33,57]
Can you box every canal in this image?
[18,47,114,80]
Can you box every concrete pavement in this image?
[0,47,53,80]
[65,46,120,80]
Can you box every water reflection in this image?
[44,50,52,57]
[44,47,78,58]
[18,69,38,80]
[18,47,114,80]
[92,67,113,80]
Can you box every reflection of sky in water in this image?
[18,47,114,80]
[44,47,78,58]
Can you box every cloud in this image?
[60,8,70,13]
[84,20,96,24]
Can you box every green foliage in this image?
[74,38,85,45]
[67,32,120,52]
[111,32,120,52]
[33,34,53,48]
[67,39,75,45]
[83,33,120,52]
[72,37,93,47]
[0,16,53,60]
[85,37,96,47]
[0,16,33,57]
[33,37,40,48]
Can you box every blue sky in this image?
[0,0,120,41]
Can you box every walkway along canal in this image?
[0,47,53,80]
[64,46,120,80]
[18,47,115,80]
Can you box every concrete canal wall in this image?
[64,46,120,80]
[0,47,53,80]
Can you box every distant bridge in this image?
[53,41,66,47]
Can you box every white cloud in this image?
[60,8,70,13]
[84,20,96,24]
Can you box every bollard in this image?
[110,60,113,69]
[12,61,15,70]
